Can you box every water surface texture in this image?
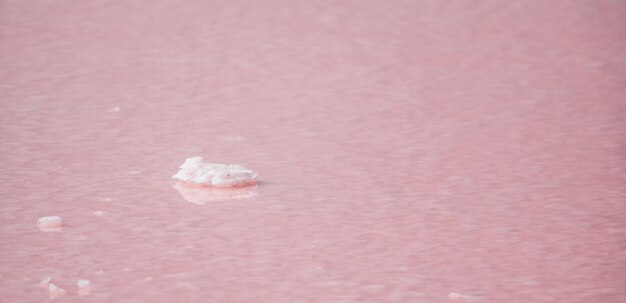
[1,1,625,302]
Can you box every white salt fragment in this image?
[38,276,52,289]
[108,106,121,112]
[37,216,62,227]
[37,216,62,232]
[172,157,257,187]
[93,210,104,216]
[77,279,90,287]
[49,283,66,299]
[77,279,91,296]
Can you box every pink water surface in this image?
[1,1,625,302]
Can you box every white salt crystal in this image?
[77,279,90,287]
[37,216,62,227]
[48,283,65,299]
[37,216,62,232]
[172,157,257,187]
[38,276,52,288]
[77,279,91,296]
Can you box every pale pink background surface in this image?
[1,1,625,302]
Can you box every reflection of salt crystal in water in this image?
[77,279,91,296]
[448,292,472,300]
[173,181,257,204]
[175,281,197,289]
[172,157,257,187]
[39,276,52,288]
[37,216,62,232]
[222,135,245,142]
[48,283,65,299]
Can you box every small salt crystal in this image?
[77,279,90,287]
[49,283,66,299]
[93,210,104,216]
[37,216,62,227]
[77,279,91,296]
[37,216,62,232]
[172,157,257,187]
[38,276,52,288]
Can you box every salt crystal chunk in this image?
[37,216,62,232]
[172,157,257,187]
[37,216,62,227]
[77,279,90,287]
[93,210,104,216]
[48,283,65,299]
[77,279,91,296]
[38,276,52,289]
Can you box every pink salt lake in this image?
[1,1,625,302]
